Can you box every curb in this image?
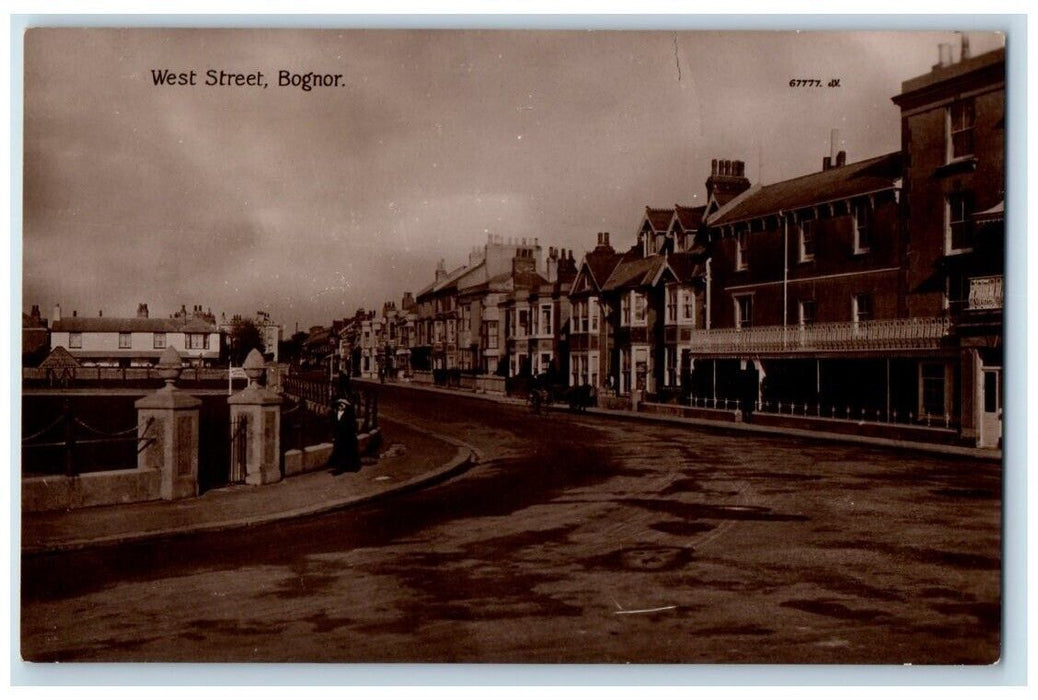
[572,406,1003,461]
[365,380,1001,462]
[22,440,477,556]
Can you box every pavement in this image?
[21,415,478,555]
[358,379,1004,462]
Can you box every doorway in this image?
[979,367,1002,448]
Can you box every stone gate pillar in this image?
[228,349,282,485]
[135,346,202,501]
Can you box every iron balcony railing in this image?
[968,275,1003,311]
[686,316,951,354]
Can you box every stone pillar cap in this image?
[158,346,183,368]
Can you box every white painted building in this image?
[49,304,222,367]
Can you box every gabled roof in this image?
[663,250,707,284]
[708,152,902,227]
[672,205,706,230]
[644,207,675,231]
[39,346,81,369]
[601,251,668,292]
[579,247,625,292]
[51,316,218,333]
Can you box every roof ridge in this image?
[755,150,899,190]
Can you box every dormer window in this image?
[641,222,655,256]
[670,223,683,252]
[949,98,975,160]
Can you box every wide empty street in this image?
[21,385,1001,664]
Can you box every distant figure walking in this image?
[327,397,360,474]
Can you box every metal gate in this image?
[229,415,248,484]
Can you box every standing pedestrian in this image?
[326,397,359,474]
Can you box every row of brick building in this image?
[344,44,1004,449]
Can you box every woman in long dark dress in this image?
[327,397,359,474]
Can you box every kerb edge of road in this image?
[362,380,1001,462]
[22,439,478,557]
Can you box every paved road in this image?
[21,385,1001,664]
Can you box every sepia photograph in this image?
[16,21,1013,673]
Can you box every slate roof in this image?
[644,207,675,231]
[601,251,668,292]
[513,270,550,290]
[416,264,470,300]
[665,251,707,283]
[580,248,625,292]
[673,205,706,230]
[51,317,218,333]
[708,152,902,227]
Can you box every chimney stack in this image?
[836,150,846,167]
[706,156,752,201]
[53,304,61,322]
[961,33,971,60]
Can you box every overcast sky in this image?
[22,28,1004,331]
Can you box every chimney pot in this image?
[711,158,718,175]
[823,156,832,171]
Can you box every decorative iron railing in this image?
[683,395,956,429]
[968,275,1003,311]
[686,316,951,354]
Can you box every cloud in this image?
[22,28,1005,327]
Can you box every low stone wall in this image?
[639,402,738,423]
[283,429,380,477]
[474,375,506,395]
[23,468,162,513]
[598,394,632,412]
[411,371,434,385]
